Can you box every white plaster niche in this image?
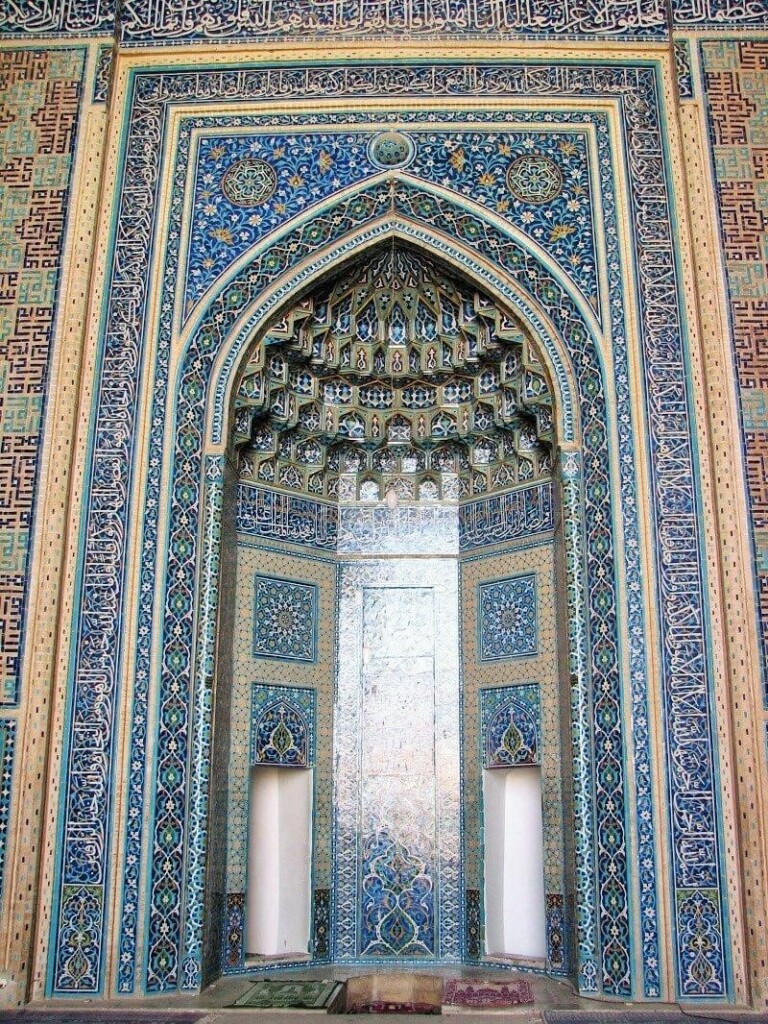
[246,765,313,958]
[483,765,547,959]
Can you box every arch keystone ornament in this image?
[368,131,416,170]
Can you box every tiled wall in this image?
[47,59,730,1000]
[0,0,764,40]
[222,535,336,968]
[702,39,768,705]
[460,534,566,972]
[224,496,560,973]
[0,21,764,1004]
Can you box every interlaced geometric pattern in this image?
[252,576,318,663]
[703,40,768,703]
[478,575,537,661]
[234,247,554,504]
[506,155,563,204]
[0,48,83,705]
[221,158,277,207]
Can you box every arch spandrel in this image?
[194,172,606,452]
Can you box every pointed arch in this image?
[197,185,596,451]
[144,177,625,996]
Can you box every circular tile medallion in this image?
[221,157,277,207]
[368,131,416,170]
[506,154,563,205]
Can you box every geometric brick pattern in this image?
[0,48,83,704]
[703,40,768,702]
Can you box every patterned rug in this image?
[231,979,343,1009]
[349,1002,442,1015]
[443,977,534,1009]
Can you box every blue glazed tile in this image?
[250,683,316,766]
[49,59,735,1001]
[0,720,16,906]
[481,684,540,767]
[253,576,318,663]
[479,575,537,661]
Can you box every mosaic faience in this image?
[335,560,461,963]
[481,684,541,767]
[0,720,16,906]
[0,48,85,707]
[250,684,316,766]
[479,576,538,661]
[702,39,768,706]
[189,131,595,316]
[252,576,318,663]
[47,58,730,1004]
[233,247,554,504]
[1,0,764,39]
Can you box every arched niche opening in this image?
[210,242,574,980]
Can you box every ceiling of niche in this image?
[233,245,554,502]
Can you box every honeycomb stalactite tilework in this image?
[0,47,84,705]
[702,40,768,704]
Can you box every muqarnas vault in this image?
[0,0,768,1011]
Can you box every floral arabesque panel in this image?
[250,684,316,767]
[481,684,541,767]
[186,130,598,319]
[702,39,768,706]
[249,684,315,765]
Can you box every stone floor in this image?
[2,970,767,1023]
